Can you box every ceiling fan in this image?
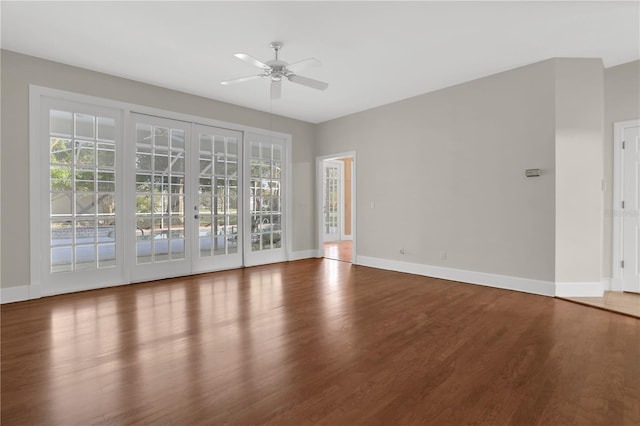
[221,42,328,100]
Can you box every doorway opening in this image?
[559,119,640,318]
[317,152,355,263]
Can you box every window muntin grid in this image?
[49,110,116,272]
[135,124,186,264]
[198,133,240,258]
[324,166,340,235]
[249,141,282,251]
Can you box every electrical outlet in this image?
[440,251,447,260]
[400,248,405,255]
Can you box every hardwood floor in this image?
[323,240,352,262]
[2,259,639,425]
[563,291,640,318]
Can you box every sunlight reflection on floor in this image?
[323,241,352,262]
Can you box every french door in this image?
[131,122,288,277]
[130,114,193,282]
[192,124,243,272]
[323,161,342,242]
[130,115,245,282]
[36,91,290,295]
[244,132,288,266]
[39,98,125,295]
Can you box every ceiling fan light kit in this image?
[221,42,328,100]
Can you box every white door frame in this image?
[612,119,640,291]
[316,152,356,263]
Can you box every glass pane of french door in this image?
[50,110,118,271]
[130,113,192,282]
[244,133,287,266]
[192,124,243,272]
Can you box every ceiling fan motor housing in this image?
[266,60,289,81]
[268,43,288,81]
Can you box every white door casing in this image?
[315,152,357,263]
[622,124,640,293]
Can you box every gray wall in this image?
[316,59,558,283]
[2,50,636,291]
[0,50,316,288]
[603,60,640,277]
[554,59,604,283]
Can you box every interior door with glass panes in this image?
[244,133,287,266]
[323,160,342,242]
[130,114,192,282]
[192,124,243,272]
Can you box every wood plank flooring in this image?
[563,291,640,318]
[2,259,639,425]
[323,240,352,262]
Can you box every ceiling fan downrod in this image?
[270,42,282,60]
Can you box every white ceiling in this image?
[2,1,638,123]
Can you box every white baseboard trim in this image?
[11,257,602,302]
[610,277,623,292]
[3,252,325,303]
[289,250,322,261]
[0,285,31,304]
[356,256,555,297]
[555,281,604,297]
[29,284,42,299]
[40,279,131,298]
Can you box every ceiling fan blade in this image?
[288,74,329,91]
[271,79,282,100]
[287,58,321,73]
[234,53,270,70]
[220,75,263,85]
